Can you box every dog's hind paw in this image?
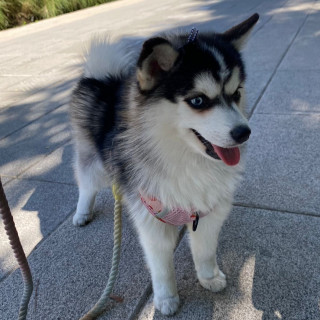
[73,212,93,226]
[154,295,180,316]
[199,270,227,293]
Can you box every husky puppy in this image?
[70,14,259,315]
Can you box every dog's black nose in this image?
[230,125,251,144]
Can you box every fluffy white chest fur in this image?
[138,133,244,213]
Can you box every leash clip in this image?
[112,183,122,201]
[192,212,200,232]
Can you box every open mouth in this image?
[191,129,240,166]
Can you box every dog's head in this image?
[136,14,259,166]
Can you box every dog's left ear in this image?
[137,37,179,91]
[222,13,259,50]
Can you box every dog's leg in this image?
[73,152,105,226]
[73,185,97,226]
[134,213,180,315]
[188,204,230,292]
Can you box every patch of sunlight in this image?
[46,123,67,136]
[238,255,257,295]
[49,134,69,144]
[268,2,318,14]
[302,113,320,129]
[213,254,263,320]
[30,148,64,175]
[275,310,282,319]
[1,187,42,274]
[291,99,318,113]
[167,10,216,21]
[0,248,12,273]
[0,158,34,175]
[137,300,155,320]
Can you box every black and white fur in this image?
[69,14,259,315]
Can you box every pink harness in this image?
[140,192,208,230]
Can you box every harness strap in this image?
[140,191,207,230]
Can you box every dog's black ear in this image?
[222,13,259,50]
[137,37,179,91]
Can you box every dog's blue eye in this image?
[186,95,211,110]
[190,97,203,106]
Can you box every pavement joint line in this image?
[32,278,40,315]
[1,175,77,188]
[248,11,310,119]
[129,283,153,320]
[2,74,33,77]
[0,102,68,141]
[233,203,320,219]
[0,205,77,285]
[0,175,16,187]
[9,176,77,187]
[254,111,320,115]
[276,68,320,71]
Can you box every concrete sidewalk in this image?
[0,0,319,319]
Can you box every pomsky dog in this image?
[70,13,259,315]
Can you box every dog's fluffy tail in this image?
[83,34,142,80]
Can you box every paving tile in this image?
[0,179,78,280]
[0,189,152,320]
[21,142,76,185]
[0,104,71,176]
[243,1,308,71]
[138,207,320,320]
[236,113,320,215]
[280,11,320,70]
[254,70,320,114]
[244,68,273,115]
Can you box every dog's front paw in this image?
[73,212,93,226]
[154,295,180,316]
[199,270,227,293]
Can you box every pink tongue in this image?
[212,145,240,166]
